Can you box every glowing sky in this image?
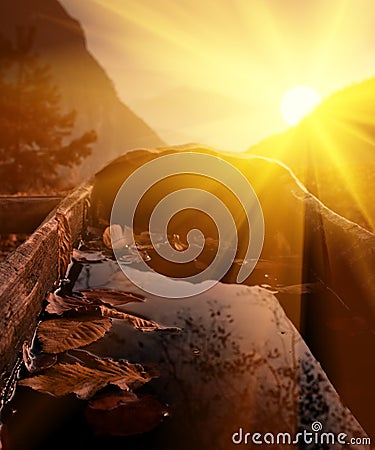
[61,0,375,150]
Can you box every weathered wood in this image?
[0,181,93,375]
[299,187,375,322]
[0,196,62,234]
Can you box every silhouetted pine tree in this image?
[0,28,96,193]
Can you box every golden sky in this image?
[61,0,375,150]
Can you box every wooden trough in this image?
[0,196,63,235]
[0,183,92,376]
[0,145,374,441]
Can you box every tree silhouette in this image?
[0,28,96,193]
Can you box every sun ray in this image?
[308,115,375,231]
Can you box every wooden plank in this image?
[0,181,93,375]
[0,196,62,234]
[301,189,375,322]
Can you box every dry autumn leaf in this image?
[45,290,144,316]
[37,317,112,354]
[98,305,179,332]
[19,358,154,399]
[44,290,176,333]
[72,248,107,263]
[45,292,94,315]
[103,224,133,250]
[114,312,168,332]
[171,234,188,251]
[80,289,145,307]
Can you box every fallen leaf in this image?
[171,234,188,251]
[80,289,145,307]
[99,305,133,320]
[103,224,133,250]
[37,317,112,354]
[72,248,107,263]
[46,292,94,315]
[45,290,171,334]
[98,305,180,332]
[19,358,154,399]
[85,391,168,436]
[46,290,144,316]
[117,313,170,332]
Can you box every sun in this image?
[281,86,322,126]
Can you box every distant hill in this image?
[0,0,164,182]
[248,78,375,231]
[250,78,375,167]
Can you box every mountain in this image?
[248,78,375,231]
[0,0,164,182]
[249,78,375,167]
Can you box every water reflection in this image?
[74,262,367,450]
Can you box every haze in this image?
[61,0,375,150]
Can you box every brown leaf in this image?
[46,290,143,316]
[85,391,168,436]
[19,358,154,399]
[80,289,145,307]
[37,317,112,354]
[171,234,188,251]
[103,224,133,250]
[72,248,107,263]
[99,305,132,320]
[45,292,95,315]
[117,313,169,332]
[98,305,179,332]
